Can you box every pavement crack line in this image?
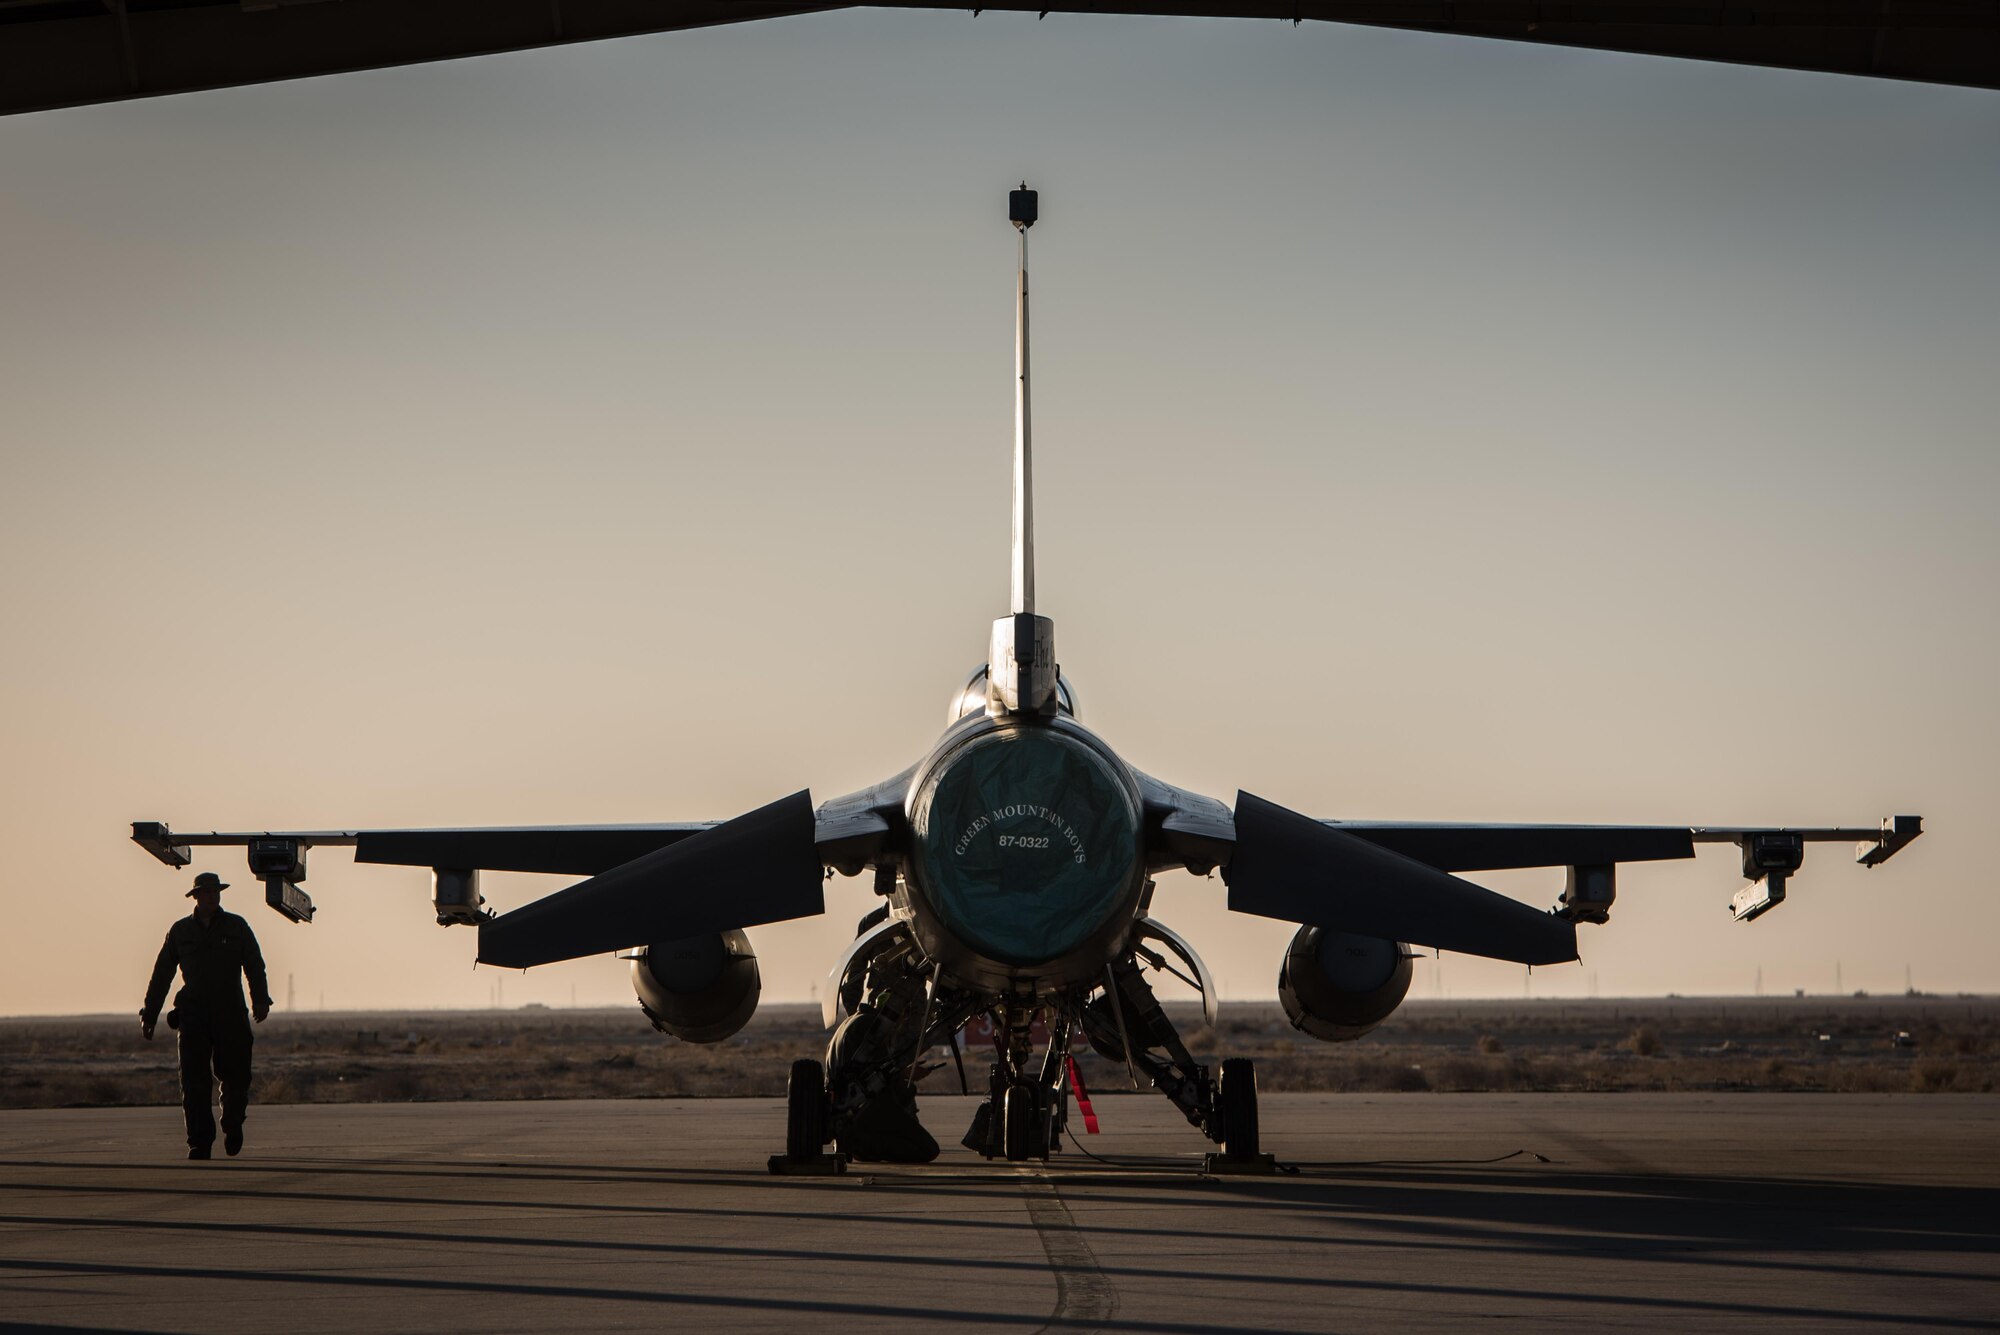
[1019,1172,1117,1332]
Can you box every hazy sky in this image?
[2,13,1995,1018]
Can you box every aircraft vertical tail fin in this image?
[989,183,1059,718]
[1010,182,1036,618]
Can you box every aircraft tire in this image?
[1218,1057,1259,1160]
[1002,1082,1039,1162]
[787,1058,828,1161]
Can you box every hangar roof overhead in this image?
[2,0,1995,118]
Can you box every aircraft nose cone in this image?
[909,727,1139,966]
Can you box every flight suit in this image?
[141,910,271,1152]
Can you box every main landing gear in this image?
[1080,958,1275,1173]
[1205,1055,1274,1174]
[769,1058,847,1175]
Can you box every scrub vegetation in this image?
[2,995,1993,1110]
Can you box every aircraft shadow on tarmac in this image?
[2,1154,1995,1329]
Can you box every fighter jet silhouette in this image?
[132,186,1923,1170]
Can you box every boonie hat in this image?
[187,871,229,897]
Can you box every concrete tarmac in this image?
[2,1093,1995,1332]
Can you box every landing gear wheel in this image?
[1217,1057,1260,1161]
[1002,1082,1043,1162]
[786,1058,829,1161]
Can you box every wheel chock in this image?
[767,1152,849,1175]
[1202,1151,1277,1176]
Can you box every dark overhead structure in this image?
[2,0,1995,117]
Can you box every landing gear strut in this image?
[1082,958,1275,1173]
[1081,959,1211,1130]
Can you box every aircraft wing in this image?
[131,771,906,961]
[1138,774,1922,965]
[4,0,1995,118]
[1324,815,1924,875]
[133,819,716,877]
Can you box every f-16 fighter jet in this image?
[132,186,1924,1171]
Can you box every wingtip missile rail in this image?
[1686,816,1923,923]
[131,822,358,924]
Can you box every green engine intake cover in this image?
[912,727,1140,966]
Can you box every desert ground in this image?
[4,995,1992,1111]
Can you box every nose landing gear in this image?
[1002,1082,1047,1160]
[963,1068,1066,1161]
[963,999,1075,1162]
